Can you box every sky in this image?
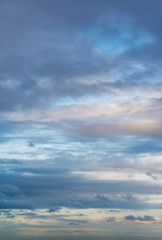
[0,0,162,239]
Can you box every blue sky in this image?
[0,0,162,239]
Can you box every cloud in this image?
[146,172,157,180]
[106,217,116,222]
[27,141,35,147]
[47,207,61,213]
[125,215,155,222]
[0,3,162,240]
[109,210,120,213]
[67,219,87,225]
[0,0,161,113]
[0,168,162,211]
[72,119,162,139]
[0,184,21,195]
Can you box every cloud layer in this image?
[1,0,162,239]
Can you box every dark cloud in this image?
[47,207,61,213]
[125,215,155,222]
[96,194,110,203]
[109,210,120,213]
[0,210,15,219]
[146,172,157,180]
[0,169,162,210]
[0,184,21,195]
[106,217,116,222]
[67,219,87,225]
[27,141,35,147]
[0,0,162,111]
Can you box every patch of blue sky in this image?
[0,130,132,169]
[95,32,131,55]
[49,91,141,109]
[49,94,117,110]
[91,26,154,55]
[0,126,67,161]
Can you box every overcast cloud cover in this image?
[0,0,162,239]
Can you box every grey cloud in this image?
[27,141,35,147]
[0,210,15,219]
[6,213,15,219]
[106,217,116,222]
[0,184,21,195]
[146,172,157,180]
[125,215,136,220]
[0,0,161,112]
[0,199,33,210]
[96,194,110,203]
[72,119,162,139]
[122,193,137,201]
[67,219,87,225]
[47,207,61,213]
[0,170,162,210]
[109,210,120,213]
[125,215,155,222]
